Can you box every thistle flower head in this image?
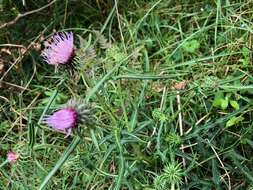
[44,99,91,137]
[41,32,74,65]
[7,151,19,164]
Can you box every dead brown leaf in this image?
[173,81,187,90]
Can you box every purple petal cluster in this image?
[7,151,19,164]
[41,32,74,65]
[44,108,78,137]
[44,99,91,137]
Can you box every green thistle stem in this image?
[0,160,8,168]
[171,183,175,190]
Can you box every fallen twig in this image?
[176,91,188,183]
[0,30,45,81]
[0,0,57,29]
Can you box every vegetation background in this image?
[1,0,253,189]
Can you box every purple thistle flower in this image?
[41,32,75,65]
[44,99,91,137]
[7,151,19,164]
[45,108,78,136]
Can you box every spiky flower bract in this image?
[64,99,92,124]
[41,32,75,65]
[44,99,91,137]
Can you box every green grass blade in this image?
[39,136,81,190]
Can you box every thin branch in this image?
[0,92,41,144]
[114,0,126,52]
[0,0,57,29]
[0,29,45,81]
[0,44,26,48]
[177,92,183,136]
[0,81,30,91]
[176,91,188,183]
[207,139,231,190]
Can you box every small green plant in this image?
[213,92,240,110]
[239,47,250,66]
[182,40,200,53]
[152,108,167,122]
[226,116,244,128]
[154,162,184,190]
[166,133,181,147]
